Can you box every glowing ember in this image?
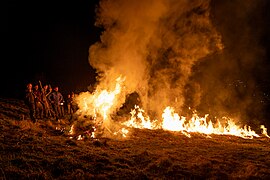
[69,125,74,135]
[113,128,129,138]
[261,125,270,138]
[77,135,83,140]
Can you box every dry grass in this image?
[1,98,270,179]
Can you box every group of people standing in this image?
[24,82,77,123]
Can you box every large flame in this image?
[72,76,126,138]
[73,78,269,140]
[75,76,124,119]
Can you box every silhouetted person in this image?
[24,83,36,122]
[33,84,44,119]
[48,86,63,120]
[67,94,72,115]
[67,92,77,115]
[41,84,54,119]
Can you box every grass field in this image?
[1,98,270,179]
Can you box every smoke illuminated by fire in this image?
[89,0,223,117]
[69,0,269,140]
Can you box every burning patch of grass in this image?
[1,98,270,179]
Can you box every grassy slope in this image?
[0,98,270,179]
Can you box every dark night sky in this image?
[3,0,270,103]
[4,0,101,99]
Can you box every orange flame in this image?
[76,76,124,120]
[73,76,126,138]
[73,78,269,140]
[123,106,269,139]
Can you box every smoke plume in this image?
[89,0,222,118]
[194,0,269,127]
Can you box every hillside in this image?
[0,97,270,179]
